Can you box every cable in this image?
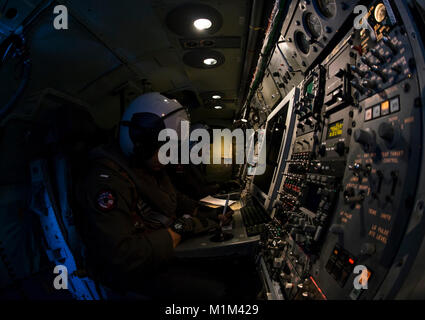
[0,32,31,122]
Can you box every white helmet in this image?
[119,92,190,159]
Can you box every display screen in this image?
[253,103,289,196]
[305,80,314,95]
[327,120,344,139]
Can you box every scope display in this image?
[305,80,314,95]
[327,120,344,139]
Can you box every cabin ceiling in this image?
[0,0,252,129]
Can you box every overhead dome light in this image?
[214,105,223,110]
[194,18,212,30]
[212,95,221,99]
[203,58,217,66]
[183,50,224,69]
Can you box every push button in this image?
[373,104,381,119]
[390,97,400,113]
[365,108,372,121]
[381,100,390,116]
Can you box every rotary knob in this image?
[318,145,326,157]
[378,122,399,148]
[334,141,346,157]
[353,128,376,152]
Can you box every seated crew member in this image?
[74,92,233,299]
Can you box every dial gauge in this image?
[305,12,322,38]
[316,0,337,18]
[374,3,387,23]
[295,31,310,55]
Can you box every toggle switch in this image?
[371,65,388,82]
[351,65,367,77]
[383,36,398,55]
[371,49,386,64]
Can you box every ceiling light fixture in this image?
[212,95,221,99]
[194,18,212,30]
[203,58,218,66]
[214,105,223,110]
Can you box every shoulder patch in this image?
[96,190,116,211]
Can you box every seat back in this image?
[30,156,107,300]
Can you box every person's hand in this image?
[218,209,234,226]
[167,228,181,248]
[197,206,234,225]
[170,216,195,239]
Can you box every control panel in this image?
[251,0,425,300]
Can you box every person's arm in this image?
[78,166,175,276]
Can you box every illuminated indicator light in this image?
[203,58,217,66]
[348,258,355,265]
[193,18,212,30]
[334,250,339,255]
[381,100,390,116]
[310,276,327,300]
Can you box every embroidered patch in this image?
[96,191,116,211]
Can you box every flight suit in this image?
[74,144,218,293]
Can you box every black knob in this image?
[354,128,376,152]
[334,141,346,156]
[379,122,398,148]
[273,72,280,77]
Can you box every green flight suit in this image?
[74,144,216,292]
